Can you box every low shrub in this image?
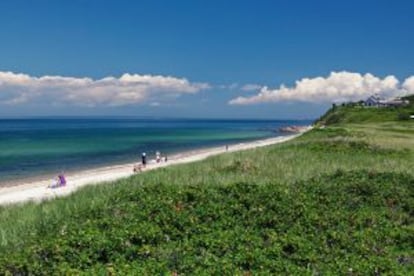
[0,171,412,274]
[398,112,411,121]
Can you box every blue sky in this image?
[0,0,413,119]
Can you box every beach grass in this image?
[0,106,413,274]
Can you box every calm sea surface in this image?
[0,118,312,184]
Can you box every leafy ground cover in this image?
[0,105,413,274]
[1,171,413,274]
[317,97,414,126]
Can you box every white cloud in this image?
[241,84,261,91]
[403,76,414,93]
[229,71,412,105]
[0,71,210,106]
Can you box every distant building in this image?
[383,97,409,107]
[364,94,384,107]
[364,95,409,107]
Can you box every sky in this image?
[0,0,413,119]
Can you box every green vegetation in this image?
[0,103,413,274]
[317,99,414,126]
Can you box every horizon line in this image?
[0,115,316,121]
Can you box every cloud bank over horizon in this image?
[0,71,210,106]
[1,70,414,110]
[230,71,414,105]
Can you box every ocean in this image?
[0,118,312,184]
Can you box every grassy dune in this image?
[0,106,413,274]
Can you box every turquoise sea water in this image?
[0,118,311,184]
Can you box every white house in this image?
[364,95,409,107]
[364,94,384,107]
[383,97,409,107]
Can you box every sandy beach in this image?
[0,130,309,206]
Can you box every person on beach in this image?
[133,163,143,173]
[141,152,147,167]
[156,151,161,163]
[49,173,66,188]
[58,173,66,186]
[49,178,60,188]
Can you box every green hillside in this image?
[317,97,414,125]
[0,105,413,274]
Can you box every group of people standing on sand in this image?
[49,144,228,188]
[133,151,168,173]
[48,150,168,187]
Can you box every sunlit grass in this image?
[0,117,413,273]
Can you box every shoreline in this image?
[0,135,285,188]
[0,128,310,206]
